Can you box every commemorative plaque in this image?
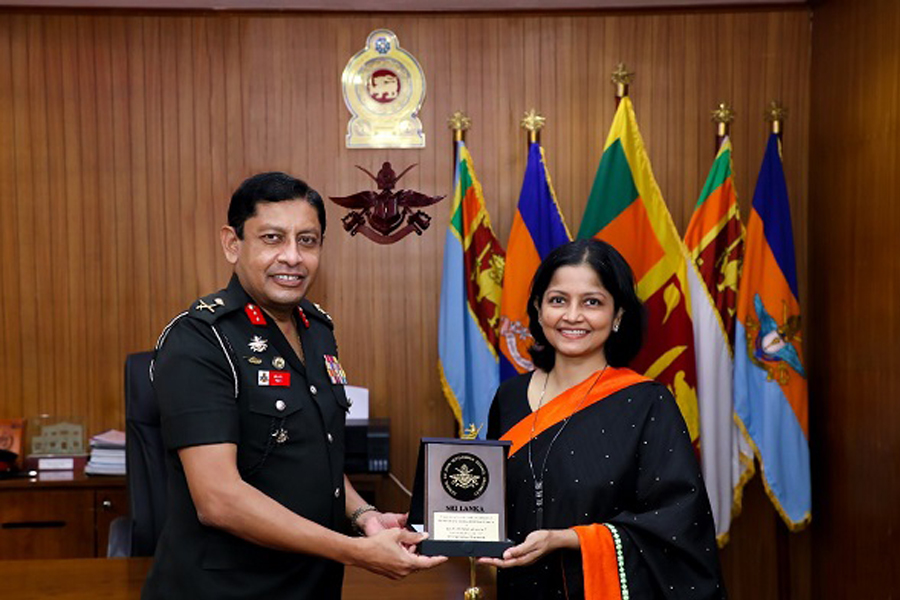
[409,438,513,558]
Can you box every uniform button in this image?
[275,400,286,411]
[327,433,333,443]
[310,385,318,395]
[334,487,340,498]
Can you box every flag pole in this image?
[611,62,634,107]
[765,98,793,600]
[711,102,735,152]
[446,109,482,599]
[521,108,546,149]
[448,110,472,181]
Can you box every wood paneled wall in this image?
[809,0,900,597]
[0,8,812,597]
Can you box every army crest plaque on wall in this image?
[341,29,426,148]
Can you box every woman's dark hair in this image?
[527,238,645,372]
[228,172,326,239]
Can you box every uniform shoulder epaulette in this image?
[301,299,334,329]
[186,288,242,324]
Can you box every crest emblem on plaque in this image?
[440,453,489,502]
[341,29,426,148]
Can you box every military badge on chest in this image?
[324,355,348,385]
[248,336,268,353]
[272,428,289,445]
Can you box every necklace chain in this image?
[527,365,607,529]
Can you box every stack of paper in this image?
[85,429,126,476]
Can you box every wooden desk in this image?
[0,472,127,559]
[0,557,497,600]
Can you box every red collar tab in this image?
[297,307,310,329]
[244,303,267,326]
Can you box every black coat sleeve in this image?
[154,318,240,451]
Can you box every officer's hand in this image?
[360,511,408,536]
[353,529,447,579]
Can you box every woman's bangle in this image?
[350,504,378,534]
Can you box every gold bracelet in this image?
[350,504,378,534]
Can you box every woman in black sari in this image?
[483,239,725,599]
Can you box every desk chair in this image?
[120,350,169,557]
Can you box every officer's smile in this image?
[272,273,306,286]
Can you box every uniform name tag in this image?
[258,370,291,387]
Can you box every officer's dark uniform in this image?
[142,275,351,600]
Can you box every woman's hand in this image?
[478,529,580,568]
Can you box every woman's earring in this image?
[612,321,620,332]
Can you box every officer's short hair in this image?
[228,172,326,240]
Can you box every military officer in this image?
[142,172,445,599]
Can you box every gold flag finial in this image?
[448,110,472,142]
[711,102,736,138]
[461,423,482,440]
[611,62,635,98]
[521,108,546,143]
[765,101,787,135]
[465,557,483,599]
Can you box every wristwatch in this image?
[350,504,378,535]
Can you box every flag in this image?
[734,133,810,529]
[499,142,572,380]
[438,141,506,438]
[577,96,700,447]
[684,136,755,544]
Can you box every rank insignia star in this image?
[248,336,268,353]
[196,297,225,313]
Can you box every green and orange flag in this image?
[684,136,754,544]
[577,96,699,446]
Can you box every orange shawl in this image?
[502,367,649,458]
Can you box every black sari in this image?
[487,367,725,600]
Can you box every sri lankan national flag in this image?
[439,141,506,438]
[578,97,699,446]
[684,137,754,545]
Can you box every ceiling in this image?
[0,0,809,12]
